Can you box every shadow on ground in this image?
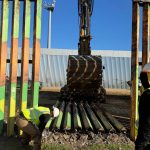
[0,136,33,150]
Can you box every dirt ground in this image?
[0,88,135,150]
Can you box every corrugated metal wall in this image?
[40,54,68,87]
[102,57,131,89]
[6,49,143,89]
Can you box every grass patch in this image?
[41,143,134,150]
[82,144,134,150]
[42,144,71,150]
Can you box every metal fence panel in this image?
[6,49,143,89]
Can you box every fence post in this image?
[7,0,20,136]
[20,0,31,111]
[130,1,140,141]
[142,3,150,68]
[0,0,9,134]
[31,0,42,107]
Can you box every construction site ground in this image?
[0,88,135,150]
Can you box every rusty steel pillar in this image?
[7,0,20,136]
[142,3,150,68]
[131,1,140,141]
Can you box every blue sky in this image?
[0,0,136,51]
[41,0,133,50]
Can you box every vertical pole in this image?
[0,0,9,134]
[45,10,52,87]
[130,2,140,141]
[7,0,20,136]
[31,0,42,107]
[20,0,31,111]
[48,10,51,49]
[142,3,150,68]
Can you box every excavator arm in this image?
[78,0,94,55]
[60,0,106,104]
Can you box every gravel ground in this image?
[40,89,134,149]
[41,130,134,149]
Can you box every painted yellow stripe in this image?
[0,99,4,114]
[9,98,16,117]
[21,101,27,111]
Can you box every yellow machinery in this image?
[60,0,106,103]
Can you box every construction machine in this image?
[60,0,106,103]
[48,0,126,133]
[78,0,93,55]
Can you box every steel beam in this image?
[0,0,9,134]
[84,102,103,132]
[31,0,42,107]
[62,102,71,130]
[53,101,65,130]
[72,102,82,131]
[78,103,93,131]
[7,0,20,136]
[92,104,114,132]
[104,111,126,132]
[45,101,60,129]
[142,3,150,68]
[130,1,140,141]
[20,0,31,111]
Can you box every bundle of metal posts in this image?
[131,0,150,141]
[47,100,126,133]
[67,55,102,86]
[60,55,106,103]
[0,0,43,136]
[91,104,115,132]
[72,102,82,131]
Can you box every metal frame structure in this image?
[131,0,150,140]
